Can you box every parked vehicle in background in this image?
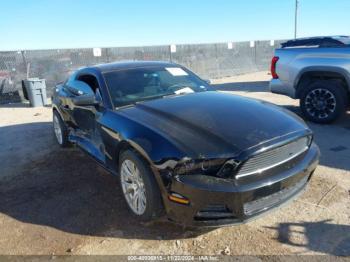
[270,36,350,123]
[52,61,319,226]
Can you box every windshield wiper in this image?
[116,92,194,109]
[161,93,179,98]
[116,103,137,110]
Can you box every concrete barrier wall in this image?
[0,40,284,104]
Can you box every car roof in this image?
[91,61,179,73]
[281,35,350,48]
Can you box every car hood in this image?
[119,91,309,158]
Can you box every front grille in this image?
[243,176,308,216]
[236,136,310,178]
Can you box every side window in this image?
[95,88,103,103]
[77,74,100,93]
[77,74,103,104]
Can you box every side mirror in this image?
[67,80,97,106]
[67,80,94,96]
[72,94,97,106]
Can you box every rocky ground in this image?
[0,71,349,257]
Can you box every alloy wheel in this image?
[53,115,63,145]
[305,88,336,119]
[120,159,147,215]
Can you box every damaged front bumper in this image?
[162,143,319,227]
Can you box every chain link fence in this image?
[0,40,284,104]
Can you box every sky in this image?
[0,0,349,51]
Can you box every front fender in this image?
[294,66,350,90]
[99,109,187,168]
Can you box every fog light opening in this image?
[168,192,190,205]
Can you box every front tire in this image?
[119,150,163,221]
[53,110,70,147]
[300,80,348,124]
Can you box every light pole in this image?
[294,0,299,39]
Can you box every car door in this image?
[72,74,99,133]
[68,73,106,163]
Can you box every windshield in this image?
[103,66,210,107]
[332,36,350,45]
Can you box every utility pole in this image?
[294,0,299,39]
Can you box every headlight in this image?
[173,159,206,175]
[173,158,234,176]
[216,159,241,178]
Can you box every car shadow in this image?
[0,122,211,240]
[265,220,350,256]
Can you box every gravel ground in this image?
[0,71,349,256]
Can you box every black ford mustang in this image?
[52,61,319,226]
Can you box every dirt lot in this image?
[0,71,349,256]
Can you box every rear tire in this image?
[119,150,163,221]
[53,110,70,147]
[300,80,348,124]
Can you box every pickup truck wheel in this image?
[300,80,347,123]
[53,110,70,147]
[119,150,163,221]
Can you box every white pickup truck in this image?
[270,36,350,123]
